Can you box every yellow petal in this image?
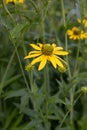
[53,55,64,68]
[83,20,85,24]
[38,56,47,70]
[48,55,57,68]
[67,30,73,35]
[54,47,63,51]
[51,43,64,51]
[31,55,44,65]
[54,50,69,55]
[24,53,41,59]
[77,18,81,23]
[52,43,56,48]
[29,51,41,54]
[30,44,41,50]
[37,43,43,48]
[57,56,68,65]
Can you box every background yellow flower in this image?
[6,0,24,4]
[83,16,87,28]
[67,27,87,40]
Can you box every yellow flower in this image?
[81,87,87,93]
[77,16,87,28]
[67,27,87,40]
[24,43,69,71]
[83,15,87,28]
[6,0,24,4]
[77,18,81,24]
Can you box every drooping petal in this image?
[24,53,41,59]
[47,55,57,68]
[30,44,41,50]
[38,56,47,70]
[56,56,68,65]
[53,55,64,68]
[30,55,44,65]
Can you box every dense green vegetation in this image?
[0,0,87,130]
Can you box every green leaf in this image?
[4,108,17,129]
[20,94,29,112]
[48,95,65,105]
[4,89,28,99]
[14,103,40,118]
[10,22,29,39]
[10,114,23,128]
[4,74,22,88]
[22,120,42,130]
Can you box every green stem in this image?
[40,1,49,42]
[59,92,83,128]
[29,70,34,92]
[70,88,74,124]
[39,2,50,129]
[61,0,71,78]
[0,50,16,94]
[74,40,80,75]
[61,0,66,28]
[69,41,80,124]
[44,65,49,97]
[15,5,31,88]
[44,65,49,129]
[2,0,16,24]
[29,0,39,13]
[9,36,30,93]
[61,0,75,125]
[81,0,85,18]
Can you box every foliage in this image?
[0,0,87,130]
